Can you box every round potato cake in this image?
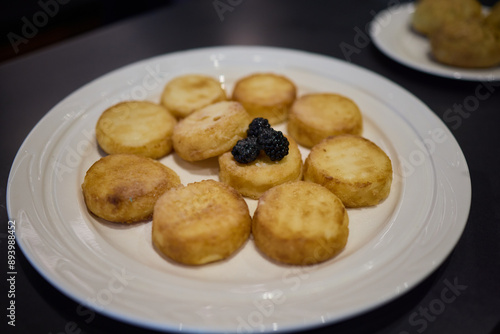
[486,1,500,32]
[232,73,297,125]
[172,101,251,162]
[160,74,227,118]
[411,0,483,36]
[96,101,177,159]
[288,93,363,148]
[430,19,500,68]
[152,180,251,265]
[304,134,393,208]
[82,154,181,223]
[218,135,303,199]
[252,181,349,265]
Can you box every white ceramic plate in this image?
[7,46,471,333]
[370,3,500,81]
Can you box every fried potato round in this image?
[304,135,392,208]
[430,19,500,68]
[160,74,227,118]
[95,101,176,159]
[232,73,297,125]
[172,101,251,162]
[218,135,302,199]
[288,93,363,148]
[152,179,251,266]
[486,1,500,32]
[252,181,349,265]
[82,154,181,223]
[412,0,483,36]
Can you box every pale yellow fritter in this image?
[430,19,500,68]
[486,1,500,32]
[152,180,251,265]
[218,135,302,199]
[288,93,363,148]
[96,101,176,159]
[232,73,297,125]
[172,101,251,162]
[160,74,227,118]
[252,181,349,265]
[412,0,483,36]
[304,135,392,208]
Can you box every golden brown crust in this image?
[232,73,297,125]
[430,19,500,68]
[303,135,392,208]
[218,135,303,199]
[412,0,483,36]
[81,154,181,223]
[252,181,349,265]
[287,93,363,148]
[95,101,177,159]
[486,1,500,32]
[172,101,251,162]
[160,74,227,118]
[152,179,251,265]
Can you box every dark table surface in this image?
[2,0,500,333]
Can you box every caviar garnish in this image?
[247,117,271,138]
[231,136,260,163]
[257,128,289,161]
[231,118,290,163]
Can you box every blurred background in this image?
[2,0,498,64]
[1,0,174,63]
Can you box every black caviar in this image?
[257,128,289,161]
[231,118,289,163]
[247,117,271,138]
[231,136,261,164]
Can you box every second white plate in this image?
[370,3,500,81]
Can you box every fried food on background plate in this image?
[412,0,483,36]
[485,1,500,31]
[430,19,500,68]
